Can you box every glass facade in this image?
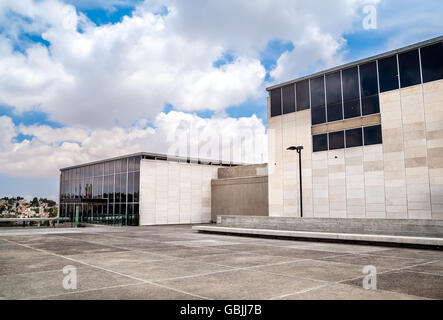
[59,155,141,226]
[269,40,443,124]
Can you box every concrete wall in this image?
[211,164,269,221]
[268,79,443,220]
[139,159,219,225]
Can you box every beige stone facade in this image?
[268,79,443,220]
[139,159,219,225]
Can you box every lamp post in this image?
[287,146,304,218]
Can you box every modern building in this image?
[59,153,239,226]
[266,36,443,220]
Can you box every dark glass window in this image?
[128,172,134,202]
[326,72,343,122]
[270,89,282,117]
[399,49,421,88]
[361,95,380,116]
[134,156,141,171]
[360,61,378,96]
[421,42,443,83]
[310,76,325,108]
[342,67,359,101]
[296,80,310,110]
[345,128,363,148]
[282,84,295,114]
[328,131,344,150]
[128,157,135,172]
[378,56,399,92]
[326,72,342,104]
[121,173,127,202]
[311,106,326,125]
[134,172,140,202]
[313,134,328,152]
[327,103,343,122]
[364,125,382,145]
[344,99,361,119]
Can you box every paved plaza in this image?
[0,225,442,300]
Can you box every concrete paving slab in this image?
[188,252,299,268]
[45,283,202,300]
[0,254,84,276]
[370,248,443,260]
[0,266,141,299]
[344,270,443,299]
[251,259,389,282]
[280,283,429,300]
[107,259,233,282]
[252,247,341,260]
[318,253,428,269]
[405,260,443,276]
[157,269,324,300]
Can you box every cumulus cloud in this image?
[0,111,267,178]
[0,0,376,128]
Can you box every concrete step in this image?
[192,225,443,247]
[216,216,443,238]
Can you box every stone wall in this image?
[268,79,443,219]
[139,159,218,225]
[211,164,268,221]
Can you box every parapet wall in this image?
[211,164,268,221]
[216,215,443,238]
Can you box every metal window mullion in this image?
[358,65,363,116]
[294,82,297,112]
[376,60,381,94]
[280,87,283,115]
[396,54,401,89]
[340,70,344,120]
[324,75,327,123]
[418,47,424,84]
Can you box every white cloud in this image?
[0,111,267,178]
[0,0,374,128]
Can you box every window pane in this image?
[344,99,361,119]
[282,84,295,114]
[327,103,343,122]
[328,131,344,150]
[421,42,443,83]
[134,172,140,202]
[134,156,141,171]
[311,106,326,125]
[399,49,421,88]
[310,76,325,108]
[128,157,135,172]
[121,173,127,203]
[345,128,363,148]
[296,80,310,110]
[270,89,282,117]
[128,172,134,203]
[360,61,378,96]
[342,67,359,101]
[364,125,382,145]
[378,56,399,93]
[326,71,342,105]
[361,95,380,116]
[313,134,328,152]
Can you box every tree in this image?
[48,207,58,218]
[31,197,39,207]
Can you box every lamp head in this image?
[287,145,304,152]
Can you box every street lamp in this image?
[287,146,304,218]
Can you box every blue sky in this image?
[1,0,442,199]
